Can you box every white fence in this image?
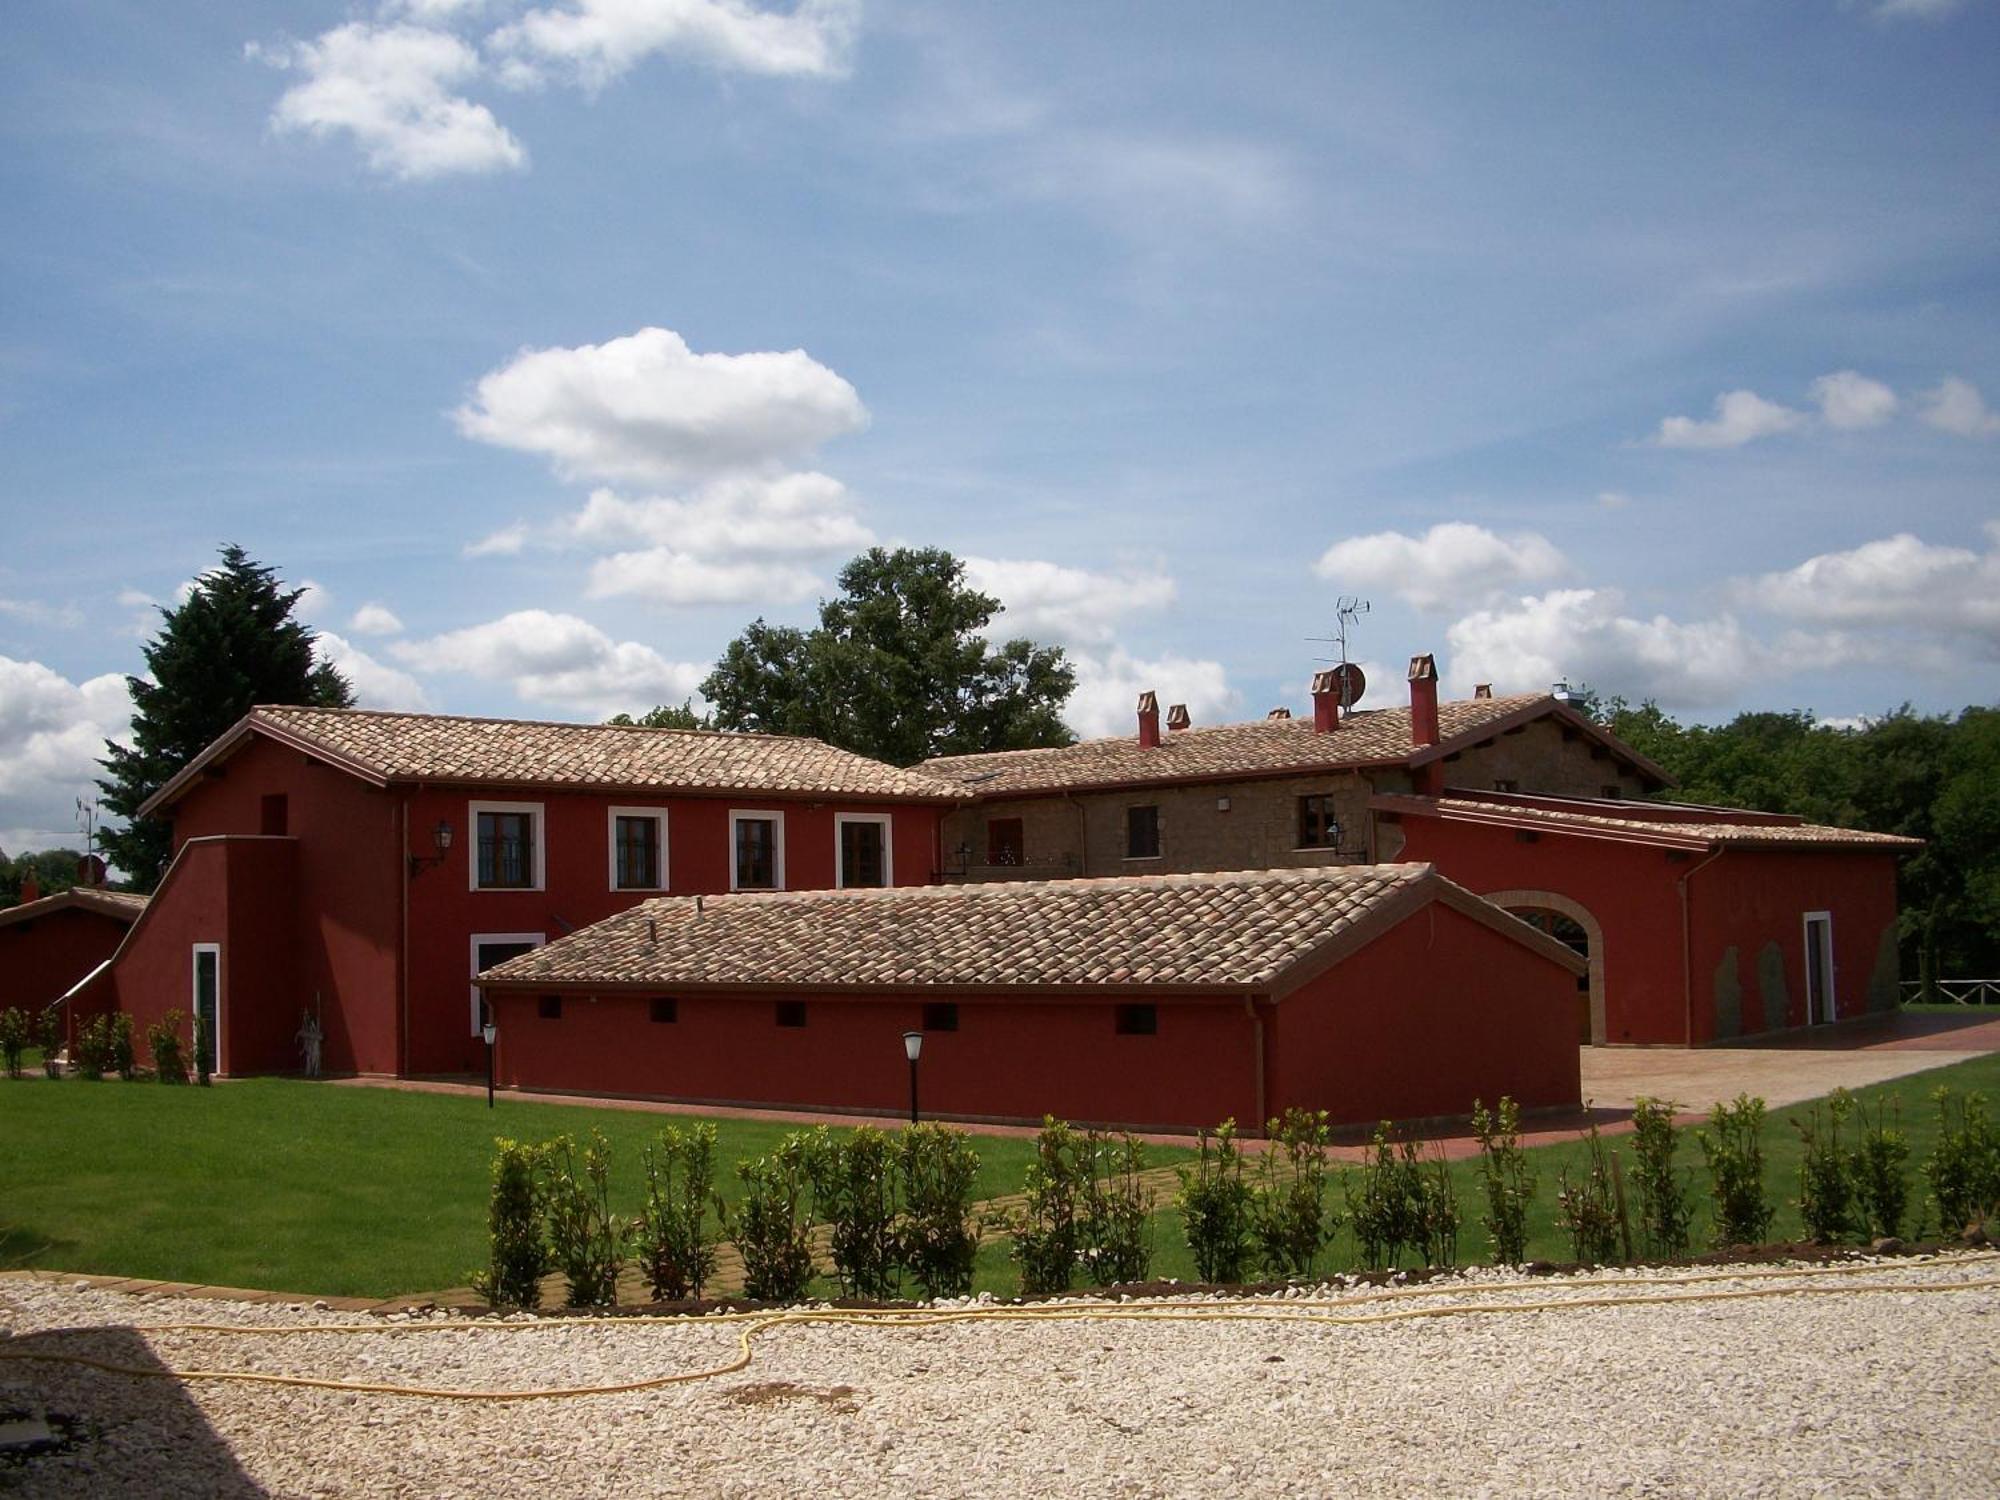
[1901,979,2000,1006]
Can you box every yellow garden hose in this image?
[3,1252,1996,1404]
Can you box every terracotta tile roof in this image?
[0,887,149,930]
[144,707,961,814]
[919,693,1651,797]
[478,862,1582,994]
[1389,795,1924,852]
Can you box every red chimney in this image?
[1407,654,1440,747]
[1136,691,1161,748]
[19,871,41,904]
[1473,683,1492,700]
[1166,703,1191,733]
[1310,669,1341,733]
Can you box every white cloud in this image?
[390,609,704,715]
[1872,0,1967,19]
[1654,389,1808,449]
[294,578,334,623]
[1744,530,2000,656]
[348,602,406,636]
[1596,491,1636,511]
[0,656,131,851]
[489,0,859,92]
[259,23,527,181]
[314,631,433,711]
[961,557,1177,648]
[465,522,531,557]
[0,598,85,630]
[454,327,867,487]
[585,550,822,606]
[1810,370,1900,430]
[1444,588,1769,709]
[1917,376,2000,438]
[1063,647,1238,739]
[567,473,871,558]
[1314,523,1569,614]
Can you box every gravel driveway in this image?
[4,1256,1996,1498]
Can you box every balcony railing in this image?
[1901,979,2000,1007]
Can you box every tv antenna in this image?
[76,797,99,857]
[1307,597,1371,709]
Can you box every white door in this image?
[1803,914,1836,1025]
[470,933,544,1034]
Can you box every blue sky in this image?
[2,0,1997,849]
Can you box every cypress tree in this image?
[96,545,352,889]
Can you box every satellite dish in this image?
[1332,661,1366,708]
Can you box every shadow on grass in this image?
[0,1325,260,1497]
[0,1224,74,1273]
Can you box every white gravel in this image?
[3,1256,1997,1498]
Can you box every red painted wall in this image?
[103,836,298,1075]
[1264,902,1581,1123]
[401,786,944,1077]
[0,907,133,1018]
[150,733,947,1079]
[166,737,402,1074]
[1390,813,1904,1046]
[1691,850,1902,1044]
[486,986,1256,1130]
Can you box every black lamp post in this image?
[902,1029,923,1125]
[410,819,455,877]
[482,1016,497,1108]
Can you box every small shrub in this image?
[1471,1096,1535,1265]
[1555,1122,1621,1264]
[148,1010,190,1085]
[0,1008,26,1080]
[897,1124,981,1300]
[73,1014,113,1080]
[807,1126,900,1300]
[1794,1090,1858,1244]
[1629,1097,1693,1259]
[1176,1119,1255,1284]
[1854,1097,1910,1241]
[1412,1139,1461,1269]
[1924,1087,2000,1237]
[471,1138,551,1310]
[35,1008,60,1078]
[1699,1093,1774,1248]
[1346,1122,1417,1271]
[729,1135,817,1303]
[109,1013,136,1081]
[1080,1131,1153,1286]
[1253,1110,1339,1279]
[1010,1117,1086,1295]
[193,1007,212,1087]
[629,1123,720,1302]
[542,1130,623,1307]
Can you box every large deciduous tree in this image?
[701,548,1076,765]
[97,545,353,889]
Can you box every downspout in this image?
[399,792,411,1078]
[1243,996,1266,1130]
[1677,848,1726,1047]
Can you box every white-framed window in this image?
[469,800,545,891]
[607,806,670,892]
[729,809,786,892]
[834,812,893,889]
[470,932,545,1035]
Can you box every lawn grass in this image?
[0,1078,1092,1297]
[1128,1051,2000,1284]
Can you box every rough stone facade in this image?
[941,716,1641,883]
[1441,718,1653,801]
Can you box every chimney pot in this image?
[1310,668,1342,733]
[1166,703,1191,732]
[1136,690,1161,748]
[19,872,41,904]
[1474,683,1492,700]
[1266,707,1292,720]
[1407,653,1441,751]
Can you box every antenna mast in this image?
[1307,596,1372,709]
[76,797,98,859]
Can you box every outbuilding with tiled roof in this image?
[477,863,1587,1130]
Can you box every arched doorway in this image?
[1485,889,1607,1045]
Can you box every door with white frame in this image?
[1803,912,1836,1025]
[470,933,544,1034]
[191,942,221,1076]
